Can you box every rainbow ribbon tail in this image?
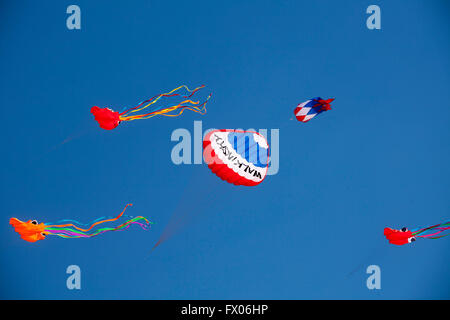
[412,221,450,240]
[43,204,154,239]
[118,85,211,122]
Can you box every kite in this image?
[384,220,450,245]
[9,204,153,243]
[91,85,212,130]
[294,97,334,123]
[203,129,270,186]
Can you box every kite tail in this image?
[43,204,153,238]
[45,217,153,239]
[46,214,138,226]
[118,85,211,121]
[412,221,450,239]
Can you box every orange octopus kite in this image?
[9,204,153,243]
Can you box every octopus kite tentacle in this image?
[9,204,153,242]
[119,85,211,121]
[91,85,212,130]
[45,203,133,232]
[412,221,450,239]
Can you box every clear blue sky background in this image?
[1,0,449,299]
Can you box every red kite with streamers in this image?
[384,220,450,245]
[91,85,212,130]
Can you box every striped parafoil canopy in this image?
[203,129,270,186]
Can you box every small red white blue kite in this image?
[294,97,334,123]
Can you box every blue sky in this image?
[1,0,449,299]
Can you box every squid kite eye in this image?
[410,237,416,242]
[41,232,46,236]
[31,220,38,225]
[401,227,407,232]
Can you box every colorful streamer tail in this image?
[118,85,211,121]
[44,204,153,239]
[412,221,450,239]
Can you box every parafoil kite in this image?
[9,204,152,243]
[294,97,334,123]
[203,129,270,186]
[384,220,450,245]
[91,85,211,130]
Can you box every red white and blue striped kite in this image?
[294,97,334,123]
[203,129,270,186]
